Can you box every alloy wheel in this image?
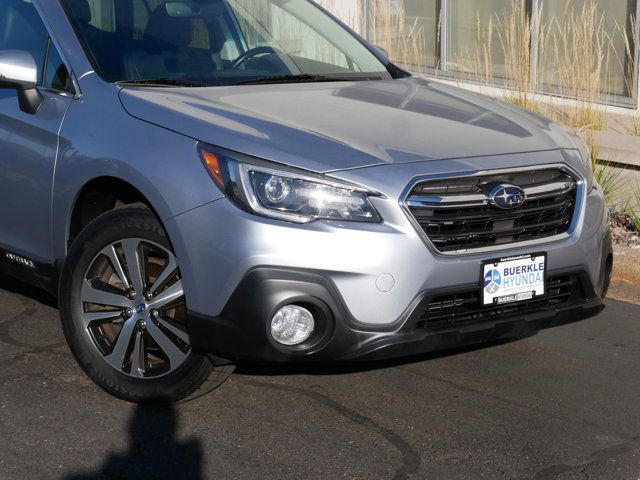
[80,238,190,378]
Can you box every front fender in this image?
[51,86,223,261]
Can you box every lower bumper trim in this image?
[341,299,604,361]
[186,267,606,363]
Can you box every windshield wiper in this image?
[232,74,354,86]
[114,78,208,87]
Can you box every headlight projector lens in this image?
[270,305,315,346]
[264,175,291,204]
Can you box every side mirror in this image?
[0,50,43,114]
[371,45,390,60]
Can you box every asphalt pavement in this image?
[0,276,639,480]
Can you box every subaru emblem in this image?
[488,184,527,210]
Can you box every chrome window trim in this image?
[399,162,586,257]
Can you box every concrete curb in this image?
[609,247,640,305]
[587,130,640,169]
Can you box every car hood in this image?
[119,77,575,173]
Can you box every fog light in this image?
[270,305,315,346]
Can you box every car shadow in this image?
[0,278,203,479]
[61,404,203,480]
[0,274,57,309]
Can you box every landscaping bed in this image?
[611,213,640,249]
[609,215,640,304]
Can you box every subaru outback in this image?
[0,0,612,402]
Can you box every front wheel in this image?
[59,206,234,403]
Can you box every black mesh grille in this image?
[406,169,578,252]
[416,275,583,331]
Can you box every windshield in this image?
[61,0,392,86]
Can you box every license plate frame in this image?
[481,253,547,306]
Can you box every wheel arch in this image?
[66,176,166,248]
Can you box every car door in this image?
[0,0,74,265]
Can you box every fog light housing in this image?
[270,305,315,346]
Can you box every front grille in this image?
[406,168,578,252]
[416,275,583,331]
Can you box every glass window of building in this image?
[446,0,519,79]
[540,0,634,98]
[367,0,438,70]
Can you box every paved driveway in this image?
[0,277,639,480]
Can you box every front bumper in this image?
[187,266,607,362]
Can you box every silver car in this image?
[0,0,612,403]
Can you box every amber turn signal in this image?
[200,148,225,190]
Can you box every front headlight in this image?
[569,134,595,191]
[198,143,382,224]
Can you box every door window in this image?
[0,0,73,93]
[43,40,73,92]
[0,0,48,73]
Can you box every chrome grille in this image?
[405,168,578,253]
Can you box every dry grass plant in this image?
[367,0,427,72]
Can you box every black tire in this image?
[59,205,234,403]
